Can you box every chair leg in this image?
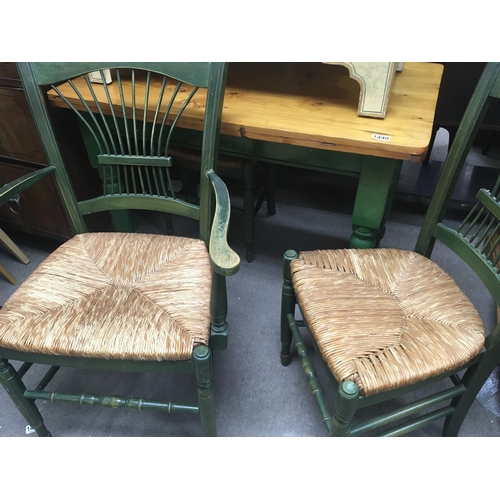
[193,345,217,437]
[164,213,175,235]
[329,381,360,437]
[210,271,228,351]
[443,358,499,437]
[242,160,255,263]
[0,357,51,437]
[0,228,30,264]
[281,250,298,366]
[0,263,17,285]
[265,164,277,216]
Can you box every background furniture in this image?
[0,62,239,437]
[0,62,103,240]
[426,62,500,161]
[48,62,443,250]
[324,62,403,118]
[168,147,276,262]
[0,169,56,284]
[280,62,500,437]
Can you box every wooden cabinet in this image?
[0,62,21,86]
[0,62,104,240]
[0,86,48,164]
[0,161,72,238]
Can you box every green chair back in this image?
[416,62,500,315]
[17,62,227,245]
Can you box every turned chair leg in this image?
[0,357,51,437]
[281,250,298,366]
[443,359,499,437]
[329,381,360,437]
[193,345,217,437]
[164,213,175,235]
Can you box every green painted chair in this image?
[0,62,240,437]
[0,168,54,285]
[280,62,500,436]
[165,146,276,262]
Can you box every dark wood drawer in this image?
[0,62,21,87]
[0,86,47,164]
[0,162,72,239]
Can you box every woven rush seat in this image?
[0,233,212,362]
[291,248,486,397]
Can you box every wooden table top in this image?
[48,62,443,163]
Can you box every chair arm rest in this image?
[207,170,240,276]
[0,166,56,206]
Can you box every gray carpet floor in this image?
[1,132,500,437]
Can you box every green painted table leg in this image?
[110,210,134,232]
[375,159,403,246]
[350,156,402,249]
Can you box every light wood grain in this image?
[47,62,443,162]
[0,228,30,264]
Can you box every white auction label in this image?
[372,134,391,141]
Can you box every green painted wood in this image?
[0,357,51,437]
[329,381,359,437]
[490,71,500,99]
[0,347,195,374]
[288,313,332,431]
[377,406,455,437]
[35,366,60,391]
[7,62,235,437]
[434,224,500,306]
[281,62,500,437]
[415,62,500,257]
[280,250,298,367]
[78,194,200,220]
[17,362,33,379]
[30,62,212,88]
[350,385,466,436]
[77,118,135,232]
[17,62,88,233]
[295,298,484,410]
[207,170,240,275]
[199,63,228,244]
[193,346,217,437]
[97,154,173,167]
[476,188,500,222]
[444,322,500,436]
[350,156,402,248]
[172,126,364,175]
[0,166,56,206]
[24,390,199,414]
[209,271,228,351]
